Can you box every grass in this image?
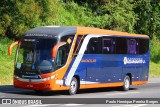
[0,37,16,85]
[0,37,160,85]
[149,61,160,77]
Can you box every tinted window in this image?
[60,35,74,48]
[139,39,149,54]
[116,38,127,54]
[127,39,137,54]
[56,44,69,69]
[102,37,115,54]
[60,35,74,42]
[85,37,102,54]
[16,38,57,74]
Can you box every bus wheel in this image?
[122,76,130,91]
[69,77,78,95]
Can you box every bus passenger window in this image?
[85,38,100,54]
[127,39,137,54]
[116,38,127,54]
[139,39,149,54]
[102,38,115,54]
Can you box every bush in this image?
[150,36,160,63]
[0,37,16,85]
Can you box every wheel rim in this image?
[70,80,77,93]
[125,78,130,89]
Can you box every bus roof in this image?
[77,26,149,38]
[24,26,149,38]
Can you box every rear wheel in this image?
[122,75,130,91]
[69,77,78,95]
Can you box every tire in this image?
[122,75,130,91]
[69,77,78,95]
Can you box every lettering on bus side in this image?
[81,59,96,63]
[123,57,146,65]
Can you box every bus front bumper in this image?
[14,77,56,91]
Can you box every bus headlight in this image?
[43,75,55,81]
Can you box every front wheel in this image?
[122,76,130,91]
[69,77,78,95]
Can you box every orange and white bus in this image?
[9,26,150,95]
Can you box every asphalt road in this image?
[0,78,160,107]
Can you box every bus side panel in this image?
[121,52,150,84]
[64,54,124,87]
[62,52,149,89]
[140,52,150,81]
[101,54,123,83]
[62,57,87,87]
[140,66,149,80]
[75,54,102,85]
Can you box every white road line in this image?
[120,105,133,107]
[133,104,147,107]
[21,104,60,107]
[122,105,147,107]
[21,104,84,107]
[62,104,84,106]
[111,104,147,107]
[106,92,139,96]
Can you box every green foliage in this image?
[150,61,160,77]
[0,37,16,85]
[150,36,160,63]
[0,0,60,38]
[134,0,160,37]
[0,0,159,38]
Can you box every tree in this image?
[134,0,160,37]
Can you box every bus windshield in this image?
[15,38,57,74]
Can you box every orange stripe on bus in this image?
[80,82,124,89]
[132,80,148,85]
[79,80,148,89]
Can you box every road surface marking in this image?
[133,104,147,107]
[111,104,147,107]
[106,91,139,96]
[21,104,84,107]
[62,104,84,106]
[21,104,60,107]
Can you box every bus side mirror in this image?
[52,42,66,58]
[8,41,18,56]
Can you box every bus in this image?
[8,26,150,95]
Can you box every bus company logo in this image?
[123,57,146,65]
[81,59,96,63]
